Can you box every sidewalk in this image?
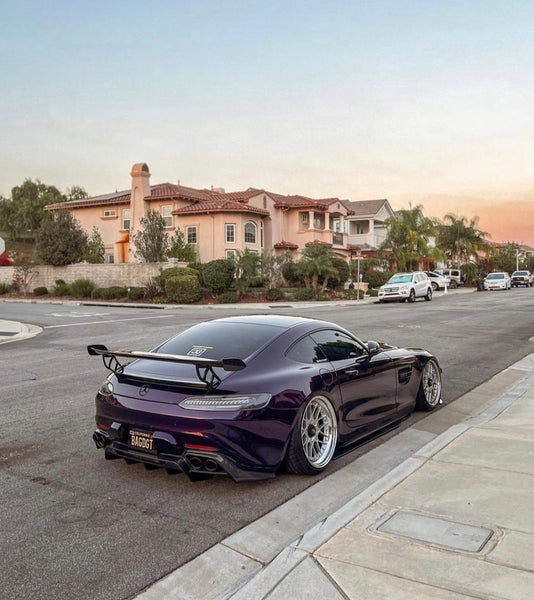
[137,353,534,600]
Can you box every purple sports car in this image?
[89,315,442,482]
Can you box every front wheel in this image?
[424,288,432,301]
[416,359,442,411]
[431,282,438,291]
[408,289,416,303]
[285,396,338,475]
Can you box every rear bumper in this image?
[94,428,275,482]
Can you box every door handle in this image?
[345,368,359,375]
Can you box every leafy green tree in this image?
[168,228,196,262]
[232,249,262,296]
[379,205,441,271]
[436,214,489,265]
[329,257,350,288]
[260,250,288,289]
[5,180,65,240]
[35,210,87,266]
[494,243,521,274]
[132,210,169,263]
[83,227,105,263]
[65,186,88,201]
[297,243,338,293]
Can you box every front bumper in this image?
[378,288,410,301]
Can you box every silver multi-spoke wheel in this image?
[417,359,442,410]
[300,397,337,469]
[285,396,338,474]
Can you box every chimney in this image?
[129,163,151,262]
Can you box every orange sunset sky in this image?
[2,2,533,246]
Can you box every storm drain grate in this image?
[375,510,493,552]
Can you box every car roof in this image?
[213,315,333,329]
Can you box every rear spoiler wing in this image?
[87,344,246,390]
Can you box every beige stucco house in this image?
[45,163,357,263]
[342,199,395,257]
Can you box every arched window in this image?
[244,221,257,244]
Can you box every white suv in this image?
[378,272,433,303]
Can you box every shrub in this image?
[315,295,331,301]
[97,286,128,300]
[165,274,201,303]
[33,286,48,296]
[53,281,71,296]
[367,288,379,297]
[155,267,199,290]
[217,291,239,303]
[0,282,9,295]
[364,269,389,288]
[142,278,161,299]
[127,287,145,301]
[329,258,350,288]
[70,278,96,298]
[265,288,284,301]
[342,288,365,300]
[294,288,315,301]
[203,259,234,294]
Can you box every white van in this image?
[435,268,463,288]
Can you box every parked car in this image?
[484,272,511,291]
[424,271,451,291]
[88,315,442,482]
[435,268,464,288]
[378,272,433,303]
[511,270,533,287]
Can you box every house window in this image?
[161,205,173,228]
[106,254,114,264]
[260,221,264,247]
[301,213,309,225]
[226,223,235,243]
[122,209,131,230]
[103,209,116,218]
[244,221,257,244]
[186,226,197,244]
[263,195,267,209]
[225,249,236,259]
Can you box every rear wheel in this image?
[408,289,416,303]
[450,280,458,289]
[431,282,438,291]
[416,359,442,411]
[285,396,338,475]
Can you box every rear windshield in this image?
[156,321,283,360]
[388,274,412,284]
[486,273,504,279]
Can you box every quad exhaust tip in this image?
[93,432,107,448]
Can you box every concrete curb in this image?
[134,355,533,600]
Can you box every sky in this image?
[2,1,534,244]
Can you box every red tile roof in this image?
[173,199,269,216]
[274,240,299,250]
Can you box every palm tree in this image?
[297,243,338,293]
[378,205,441,271]
[436,214,490,265]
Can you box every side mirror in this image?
[367,340,381,357]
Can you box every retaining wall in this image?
[0,261,188,291]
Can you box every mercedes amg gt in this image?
[89,315,442,482]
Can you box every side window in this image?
[286,335,327,364]
[310,330,366,362]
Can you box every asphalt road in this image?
[2,288,534,600]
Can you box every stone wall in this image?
[0,261,188,291]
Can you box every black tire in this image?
[416,359,442,411]
[424,287,432,301]
[285,396,338,475]
[408,289,416,303]
[450,280,458,289]
[431,282,438,291]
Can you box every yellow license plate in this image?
[128,429,155,453]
